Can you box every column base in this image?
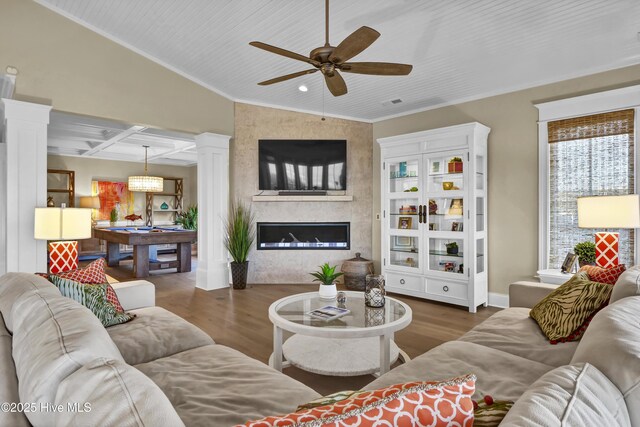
[196,262,230,291]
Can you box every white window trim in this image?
[535,85,640,270]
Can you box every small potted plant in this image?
[448,157,463,173]
[109,208,118,227]
[224,201,255,289]
[445,241,459,255]
[574,241,596,267]
[310,263,343,300]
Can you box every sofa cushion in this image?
[459,307,579,367]
[501,363,630,427]
[610,266,640,304]
[0,272,60,333]
[580,264,626,285]
[571,296,640,426]
[529,271,612,342]
[363,341,554,402]
[55,357,185,427]
[11,290,124,426]
[107,306,215,365]
[135,344,321,426]
[0,315,29,427]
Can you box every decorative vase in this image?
[230,261,249,289]
[365,274,385,307]
[318,282,338,300]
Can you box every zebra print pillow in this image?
[530,272,612,342]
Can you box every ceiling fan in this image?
[249,0,413,97]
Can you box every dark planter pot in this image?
[446,246,459,255]
[230,261,249,289]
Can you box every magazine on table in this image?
[306,305,350,321]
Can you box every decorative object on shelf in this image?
[428,223,436,231]
[398,162,407,177]
[447,199,463,216]
[577,194,640,268]
[442,181,454,191]
[451,222,463,232]
[444,262,456,272]
[124,213,143,226]
[336,291,347,306]
[560,252,579,273]
[249,0,412,98]
[448,157,463,173]
[458,263,464,274]
[224,200,256,289]
[406,257,416,267]
[431,161,441,174]
[160,202,169,210]
[574,241,596,267]
[109,208,118,227]
[310,263,343,300]
[34,205,92,274]
[445,242,459,255]
[365,274,385,307]
[429,199,438,214]
[47,196,55,207]
[398,217,412,229]
[128,145,163,192]
[403,186,418,192]
[399,205,417,214]
[394,236,412,248]
[365,306,385,327]
[341,253,374,291]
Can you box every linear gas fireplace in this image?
[257,222,350,250]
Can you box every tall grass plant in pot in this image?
[224,201,255,289]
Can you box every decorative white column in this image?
[195,132,231,290]
[0,99,51,274]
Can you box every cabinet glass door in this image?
[427,237,465,276]
[388,234,420,270]
[426,153,465,194]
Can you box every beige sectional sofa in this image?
[1,268,638,426]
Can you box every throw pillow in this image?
[49,275,134,327]
[530,272,612,342]
[579,264,626,285]
[239,374,475,427]
[473,395,514,427]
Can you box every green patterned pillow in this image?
[530,271,612,342]
[49,275,134,327]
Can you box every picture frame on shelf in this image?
[398,217,412,229]
[429,223,436,231]
[431,160,441,175]
[451,222,463,232]
[560,252,578,273]
[394,236,412,248]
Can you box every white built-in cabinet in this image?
[378,123,490,313]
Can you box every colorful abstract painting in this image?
[91,181,134,220]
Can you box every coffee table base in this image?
[277,335,408,376]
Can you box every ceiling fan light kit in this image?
[250,0,413,97]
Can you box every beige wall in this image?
[373,64,640,295]
[47,155,196,224]
[233,103,373,283]
[0,0,234,136]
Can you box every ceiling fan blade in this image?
[324,71,347,97]
[341,62,413,75]
[328,26,380,64]
[258,69,318,86]
[250,41,321,67]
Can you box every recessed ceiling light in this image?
[298,85,308,92]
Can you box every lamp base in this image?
[595,232,619,268]
[49,241,79,274]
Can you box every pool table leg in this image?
[177,242,192,272]
[133,244,150,278]
[106,242,120,267]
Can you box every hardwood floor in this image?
[102,257,500,395]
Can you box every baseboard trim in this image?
[488,292,509,308]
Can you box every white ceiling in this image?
[37,0,640,122]
[48,111,198,166]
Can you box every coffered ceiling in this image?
[37,0,640,122]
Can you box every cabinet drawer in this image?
[386,273,423,292]
[426,279,467,300]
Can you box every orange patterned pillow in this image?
[239,374,476,427]
[579,264,626,285]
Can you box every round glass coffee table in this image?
[268,291,412,376]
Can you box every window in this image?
[283,163,296,189]
[327,162,344,190]
[312,166,323,190]
[547,109,635,268]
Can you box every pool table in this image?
[93,227,197,278]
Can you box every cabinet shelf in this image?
[145,178,183,226]
[391,248,419,253]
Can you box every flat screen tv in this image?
[259,140,347,191]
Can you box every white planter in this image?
[318,283,337,300]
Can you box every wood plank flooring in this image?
[102,258,500,395]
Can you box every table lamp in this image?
[79,196,101,226]
[34,205,92,273]
[577,194,640,268]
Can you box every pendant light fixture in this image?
[128,145,163,192]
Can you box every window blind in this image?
[547,109,635,268]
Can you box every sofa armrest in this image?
[509,281,558,308]
[111,280,155,310]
